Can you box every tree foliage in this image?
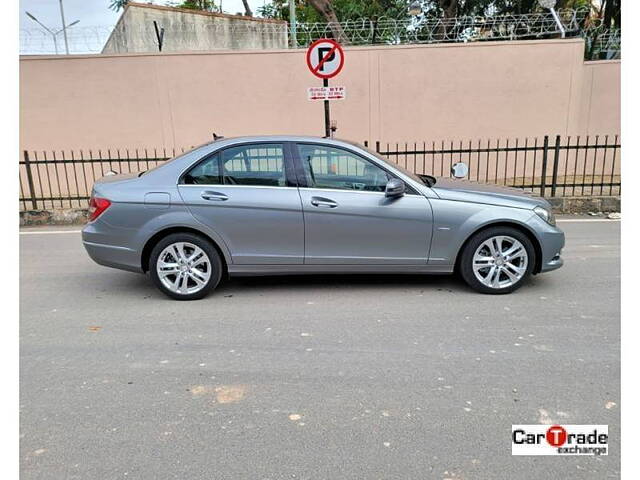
[166,0,218,11]
[258,0,407,22]
[110,0,252,15]
[257,0,612,21]
[108,0,619,30]
[108,0,128,11]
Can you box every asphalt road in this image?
[20,218,620,480]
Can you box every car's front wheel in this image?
[459,226,535,294]
[149,233,222,300]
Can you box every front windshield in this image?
[356,143,433,186]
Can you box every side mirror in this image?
[451,162,469,179]
[385,178,405,198]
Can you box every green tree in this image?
[259,0,406,21]
[602,0,621,28]
[110,0,253,15]
[257,0,607,21]
[167,0,217,11]
[170,0,252,15]
[108,0,128,11]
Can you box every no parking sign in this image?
[305,39,345,136]
[306,39,345,79]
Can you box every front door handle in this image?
[201,191,228,201]
[310,196,338,208]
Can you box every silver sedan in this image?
[82,136,564,300]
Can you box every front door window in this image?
[296,144,390,192]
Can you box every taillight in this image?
[88,197,111,222]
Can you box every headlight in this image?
[534,206,556,226]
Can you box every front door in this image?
[293,143,432,265]
[178,142,304,264]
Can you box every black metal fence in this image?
[19,134,620,211]
[366,134,620,199]
[19,148,181,211]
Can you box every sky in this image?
[19,0,270,30]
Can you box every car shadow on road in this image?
[217,273,469,294]
[98,271,471,298]
[99,270,549,300]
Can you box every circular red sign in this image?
[546,425,567,447]
[306,38,345,80]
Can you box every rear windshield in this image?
[139,141,220,176]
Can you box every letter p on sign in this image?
[306,39,345,79]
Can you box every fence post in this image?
[540,136,549,197]
[375,141,380,153]
[23,150,38,210]
[364,140,368,148]
[550,135,561,197]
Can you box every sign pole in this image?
[323,78,331,137]
[306,39,344,137]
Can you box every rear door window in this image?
[182,154,222,185]
[222,144,286,187]
[182,143,288,187]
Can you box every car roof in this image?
[149,136,370,179]
[206,135,364,149]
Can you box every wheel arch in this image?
[453,221,543,274]
[141,226,229,275]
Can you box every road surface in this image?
[20,218,620,479]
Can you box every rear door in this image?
[178,142,304,264]
[293,143,433,265]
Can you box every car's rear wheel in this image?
[149,233,222,300]
[459,226,535,294]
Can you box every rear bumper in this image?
[82,221,143,273]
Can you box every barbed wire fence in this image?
[20,26,115,55]
[20,8,619,60]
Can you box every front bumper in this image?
[526,214,565,274]
[540,251,564,273]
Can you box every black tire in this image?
[149,232,222,300]
[459,226,535,294]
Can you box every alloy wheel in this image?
[472,235,528,289]
[156,242,211,295]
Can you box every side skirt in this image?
[228,264,454,276]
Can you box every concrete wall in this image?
[20,39,620,152]
[577,60,621,135]
[102,3,287,54]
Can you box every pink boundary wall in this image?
[20,39,619,151]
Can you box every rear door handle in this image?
[201,191,228,201]
[310,196,338,208]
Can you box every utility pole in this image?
[59,0,70,55]
[289,1,297,48]
[26,11,79,55]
